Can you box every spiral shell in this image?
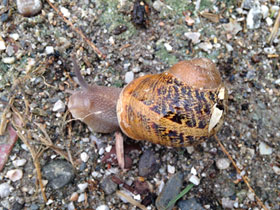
[117,58,227,147]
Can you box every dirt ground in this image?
[0,0,279,210]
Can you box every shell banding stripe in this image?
[119,72,223,147]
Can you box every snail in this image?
[68,58,227,147]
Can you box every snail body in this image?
[68,58,227,147]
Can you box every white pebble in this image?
[78,183,88,192]
[60,7,71,18]
[247,6,262,29]
[197,42,213,52]
[266,17,273,26]
[80,152,89,162]
[190,167,197,175]
[46,199,54,205]
[2,57,15,64]
[9,33,19,41]
[53,100,65,112]
[0,183,13,198]
[167,165,175,174]
[184,32,201,44]
[259,142,273,155]
[164,43,172,52]
[109,36,115,45]
[247,191,255,201]
[216,158,231,170]
[96,205,109,210]
[6,169,23,182]
[186,146,194,154]
[125,71,134,84]
[105,145,112,153]
[260,5,269,18]
[189,175,200,185]
[78,193,85,202]
[68,202,75,210]
[21,144,29,151]
[272,166,280,175]
[98,147,105,155]
[45,46,54,55]
[0,37,6,51]
[12,159,27,167]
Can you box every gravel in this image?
[0,0,279,209]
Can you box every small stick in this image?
[45,0,106,59]
[267,10,280,43]
[214,135,268,210]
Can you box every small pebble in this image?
[68,202,75,210]
[266,17,273,26]
[53,100,65,112]
[6,169,23,182]
[0,37,6,50]
[178,198,204,210]
[42,160,75,189]
[0,183,13,198]
[167,165,175,174]
[216,158,231,170]
[80,152,89,162]
[156,172,184,210]
[272,166,280,175]
[12,159,27,167]
[184,32,201,44]
[221,197,235,209]
[16,0,42,17]
[186,146,194,154]
[2,57,15,64]
[45,46,54,55]
[247,5,262,29]
[197,42,213,52]
[96,205,109,210]
[164,43,172,52]
[78,193,85,202]
[189,175,200,185]
[260,5,269,18]
[78,183,88,192]
[100,176,118,195]
[125,71,134,84]
[1,13,9,22]
[153,0,166,12]
[190,167,197,175]
[138,149,160,177]
[9,33,20,41]
[259,142,273,155]
[60,7,71,18]
[70,192,78,201]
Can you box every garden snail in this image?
[68,58,227,147]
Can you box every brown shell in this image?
[117,59,227,147]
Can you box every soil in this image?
[0,0,279,210]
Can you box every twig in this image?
[214,135,268,210]
[13,124,48,202]
[116,190,148,210]
[267,10,280,43]
[45,0,106,59]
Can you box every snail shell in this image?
[117,58,227,147]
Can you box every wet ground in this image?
[0,0,279,209]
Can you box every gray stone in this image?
[178,198,205,210]
[138,149,160,177]
[156,172,184,210]
[100,176,118,195]
[42,160,75,189]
